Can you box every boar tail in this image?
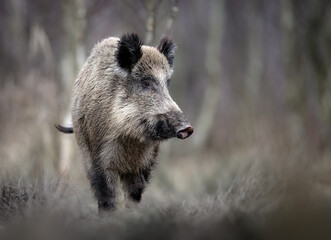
[55,124,74,134]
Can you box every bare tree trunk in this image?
[193,0,224,149]
[144,0,157,44]
[164,0,179,36]
[28,23,57,176]
[58,0,86,175]
[28,23,54,71]
[322,8,331,148]
[246,1,263,102]
[8,0,26,79]
[263,0,286,108]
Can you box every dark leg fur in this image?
[90,162,117,211]
[121,168,152,202]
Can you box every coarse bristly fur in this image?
[58,33,193,212]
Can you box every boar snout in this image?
[166,109,193,140]
[176,124,194,139]
[147,111,193,141]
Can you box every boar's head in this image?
[113,33,193,142]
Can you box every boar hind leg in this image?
[121,168,152,203]
[90,163,118,211]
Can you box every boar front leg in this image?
[121,168,152,203]
[90,162,118,211]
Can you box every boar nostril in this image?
[176,126,194,139]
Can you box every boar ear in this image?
[157,36,176,68]
[116,33,143,71]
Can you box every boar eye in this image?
[141,78,153,90]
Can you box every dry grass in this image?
[1,145,331,240]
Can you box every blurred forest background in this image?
[1,1,331,238]
[1,0,330,181]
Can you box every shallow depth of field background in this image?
[0,0,331,239]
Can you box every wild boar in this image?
[56,33,193,211]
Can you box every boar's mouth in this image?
[140,118,176,140]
